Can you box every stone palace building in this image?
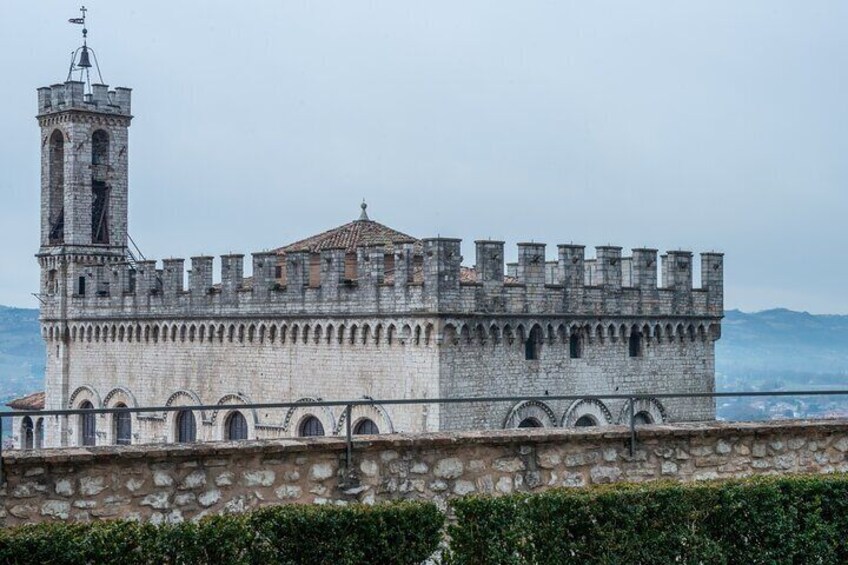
[10,28,723,450]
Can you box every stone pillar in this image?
[189,256,214,296]
[422,238,461,311]
[221,254,244,302]
[701,252,724,317]
[665,250,693,314]
[475,240,505,292]
[251,251,278,300]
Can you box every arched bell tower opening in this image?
[48,129,65,244]
[91,129,110,244]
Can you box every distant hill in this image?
[0,306,44,406]
[0,306,845,420]
[717,308,848,387]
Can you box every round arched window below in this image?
[226,411,248,440]
[35,418,44,449]
[79,400,97,446]
[114,403,132,445]
[517,417,542,429]
[353,418,379,435]
[574,415,597,427]
[176,410,196,443]
[21,416,34,450]
[633,411,653,425]
[299,416,325,437]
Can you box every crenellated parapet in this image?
[40,239,723,321]
[37,81,132,119]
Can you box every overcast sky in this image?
[1,2,845,313]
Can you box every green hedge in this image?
[0,500,444,565]
[446,474,848,565]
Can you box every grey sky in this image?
[1,1,846,313]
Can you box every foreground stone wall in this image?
[2,419,846,526]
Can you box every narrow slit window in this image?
[525,326,542,360]
[92,180,110,244]
[569,334,582,359]
[629,332,643,358]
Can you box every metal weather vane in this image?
[66,5,104,90]
[68,5,87,28]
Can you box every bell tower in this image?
[37,7,134,446]
[36,6,132,298]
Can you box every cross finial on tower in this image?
[66,6,104,91]
[69,5,88,38]
[359,199,369,221]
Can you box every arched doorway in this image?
[176,410,196,443]
[225,411,248,440]
[298,416,324,437]
[35,418,44,449]
[633,411,653,425]
[518,417,543,428]
[574,415,598,427]
[114,403,132,445]
[353,418,379,435]
[79,400,97,446]
[21,417,34,450]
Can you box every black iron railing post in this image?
[629,396,636,457]
[345,404,352,473]
[1,414,5,484]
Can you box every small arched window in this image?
[35,418,44,449]
[353,418,379,435]
[92,130,109,165]
[114,403,132,445]
[633,411,653,425]
[225,411,248,441]
[21,417,34,450]
[574,415,597,427]
[299,416,324,437]
[525,326,543,360]
[79,400,97,446]
[176,410,196,443]
[518,417,542,429]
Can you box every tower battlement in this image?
[41,239,723,321]
[37,81,132,117]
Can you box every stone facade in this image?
[18,45,724,450]
[2,420,847,526]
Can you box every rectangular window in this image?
[78,276,86,296]
[127,269,137,293]
[91,180,110,244]
[570,334,582,359]
[629,332,642,358]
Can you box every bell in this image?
[77,46,92,68]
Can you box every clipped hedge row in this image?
[446,474,848,565]
[0,500,444,565]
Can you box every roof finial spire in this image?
[359,199,369,221]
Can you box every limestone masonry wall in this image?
[3,419,846,526]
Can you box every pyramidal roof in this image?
[275,203,419,255]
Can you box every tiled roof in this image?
[275,219,420,255]
[384,266,516,285]
[458,267,519,285]
[6,391,45,411]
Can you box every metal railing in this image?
[4,389,848,484]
